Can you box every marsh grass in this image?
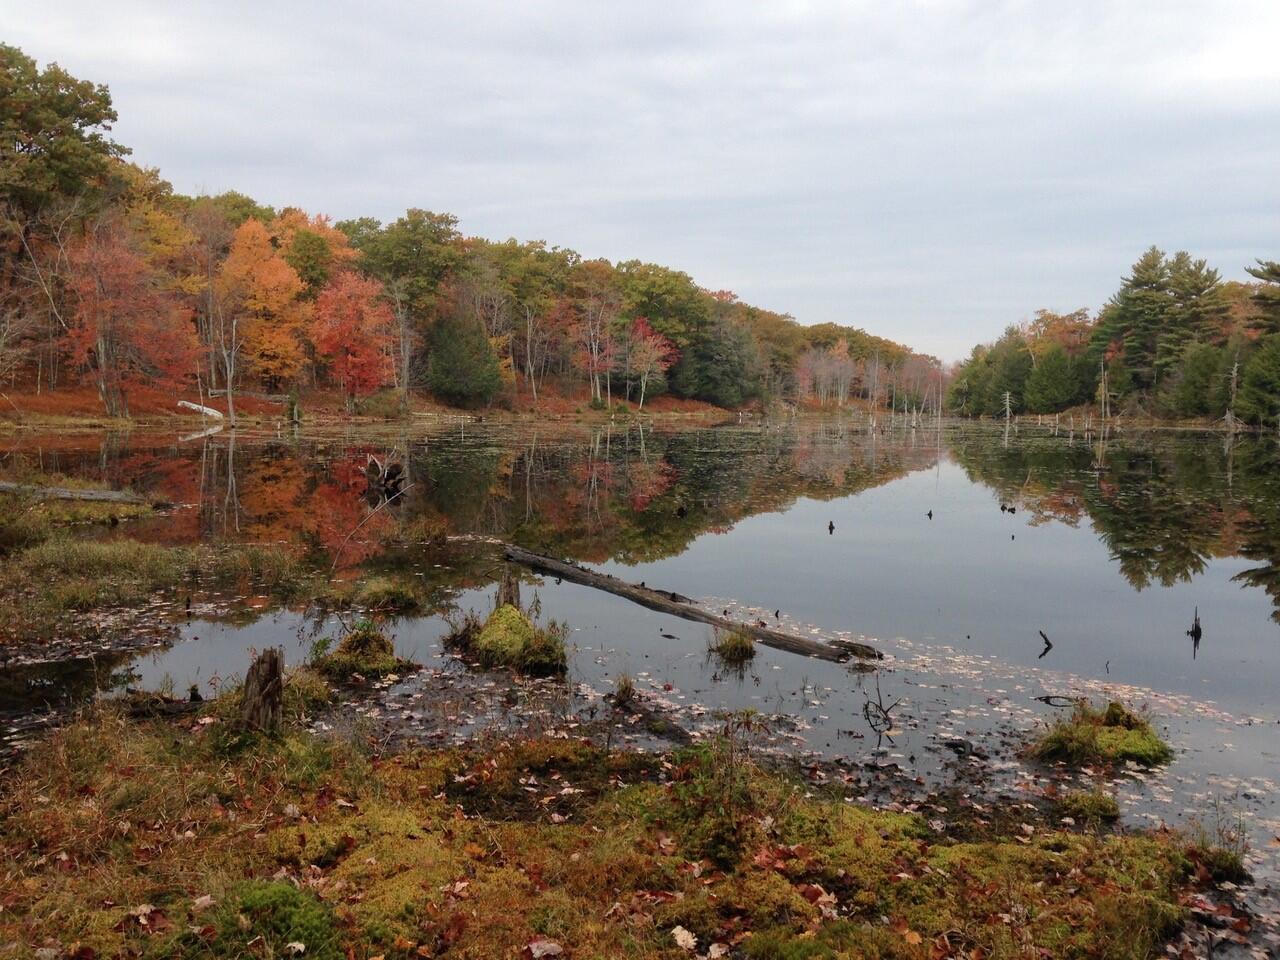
[0,536,315,640]
[1028,700,1173,767]
[709,627,756,664]
[1185,797,1250,883]
[354,574,420,612]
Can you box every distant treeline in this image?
[0,43,936,419]
[947,247,1280,425]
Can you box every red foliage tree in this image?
[312,273,394,409]
[65,221,198,416]
[626,317,678,410]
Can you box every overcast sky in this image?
[7,2,1279,360]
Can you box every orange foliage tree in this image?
[65,220,198,416]
[312,273,394,409]
[216,219,309,392]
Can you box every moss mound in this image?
[1058,788,1121,824]
[314,619,414,681]
[1029,700,1173,767]
[458,604,568,676]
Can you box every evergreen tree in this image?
[1236,335,1280,427]
[425,312,501,407]
[1159,253,1228,378]
[1168,341,1223,418]
[1024,344,1076,412]
[1246,260,1280,336]
[1090,247,1172,394]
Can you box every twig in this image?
[327,482,414,576]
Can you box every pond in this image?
[4,418,1280,902]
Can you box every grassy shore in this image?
[0,702,1203,960]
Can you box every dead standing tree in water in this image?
[241,647,283,732]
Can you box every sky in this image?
[6,1,1280,361]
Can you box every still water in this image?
[4,420,1280,878]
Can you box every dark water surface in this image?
[5,420,1280,890]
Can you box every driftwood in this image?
[241,648,284,732]
[0,481,156,506]
[503,545,880,663]
[177,400,224,418]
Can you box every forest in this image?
[946,247,1280,425]
[0,44,939,422]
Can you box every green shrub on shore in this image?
[1029,700,1173,767]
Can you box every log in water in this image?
[0,482,157,506]
[502,544,880,663]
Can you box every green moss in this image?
[1058,788,1121,824]
[0,712,1195,960]
[313,619,413,681]
[1029,700,1173,767]
[464,604,568,676]
[166,881,342,959]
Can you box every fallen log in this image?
[503,544,880,663]
[0,481,157,506]
[177,400,224,418]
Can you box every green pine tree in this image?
[1236,335,1280,427]
[1024,345,1076,412]
[1246,260,1280,336]
[425,312,502,407]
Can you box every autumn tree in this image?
[573,259,621,405]
[215,219,308,416]
[270,208,356,299]
[625,318,678,411]
[341,209,461,408]
[65,219,197,416]
[312,273,394,410]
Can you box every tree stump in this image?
[241,648,284,732]
[496,567,522,610]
